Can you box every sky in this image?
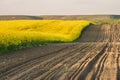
[0,0,120,15]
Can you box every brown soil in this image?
[0,24,120,80]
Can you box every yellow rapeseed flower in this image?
[0,20,91,52]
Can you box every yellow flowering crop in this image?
[0,20,91,53]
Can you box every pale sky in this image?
[0,0,120,15]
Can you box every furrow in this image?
[0,45,78,79]
[3,44,85,80]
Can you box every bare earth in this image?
[0,24,120,80]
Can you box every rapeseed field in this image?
[0,20,91,53]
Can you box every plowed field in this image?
[0,24,120,80]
